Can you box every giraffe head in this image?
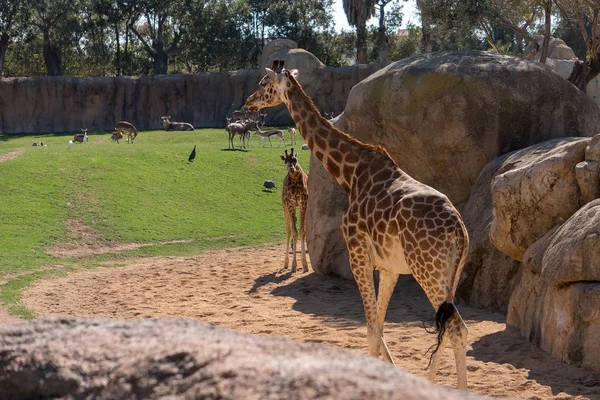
[246,59,298,112]
[281,148,300,174]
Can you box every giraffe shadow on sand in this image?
[268,273,434,325]
[247,269,294,294]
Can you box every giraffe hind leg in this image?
[449,308,468,390]
[376,269,398,364]
[426,302,468,391]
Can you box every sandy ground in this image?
[5,246,598,399]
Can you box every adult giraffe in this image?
[245,60,470,390]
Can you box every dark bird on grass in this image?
[188,145,197,162]
[263,180,277,191]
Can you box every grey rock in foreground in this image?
[0,318,486,400]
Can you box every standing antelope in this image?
[288,127,297,146]
[161,116,195,131]
[226,122,250,149]
[114,121,138,144]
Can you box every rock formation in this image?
[0,318,488,400]
[460,133,600,372]
[307,50,600,279]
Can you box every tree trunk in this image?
[153,47,168,74]
[0,32,9,77]
[356,20,368,64]
[416,0,432,53]
[42,32,62,76]
[378,5,389,65]
[539,0,552,64]
[115,23,121,76]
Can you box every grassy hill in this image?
[0,128,309,318]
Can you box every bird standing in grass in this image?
[263,180,277,191]
[188,145,197,162]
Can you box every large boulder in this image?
[0,318,488,400]
[499,151,600,372]
[489,137,589,262]
[455,153,523,313]
[523,199,600,284]
[307,50,600,278]
[507,269,600,372]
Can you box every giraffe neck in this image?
[283,80,378,194]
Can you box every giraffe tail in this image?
[425,301,456,368]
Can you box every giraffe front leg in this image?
[283,209,291,270]
[289,209,299,272]
[376,269,399,365]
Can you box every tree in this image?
[556,0,600,91]
[27,0,82,76]
[343,0,376,63]
[264,0,334,56]
[127,0,190,74]
[0,0,28,76]
[176,0,255,72]
[373,0,403,64]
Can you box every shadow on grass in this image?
[220,148,249,152]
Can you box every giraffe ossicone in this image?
[245,59,470,390]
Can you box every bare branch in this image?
[128,20,155,57]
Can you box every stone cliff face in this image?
[0,64,382,134]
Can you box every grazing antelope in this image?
[255,129,285,147]
[288,127,297,146]
[161,116,195,131]
[110,131,124,143]
[114,121,138,144]
[73,128,88,143]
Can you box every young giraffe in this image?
[245,60,469,390]
[280,148,309,272]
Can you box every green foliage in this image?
[0,128,310,317]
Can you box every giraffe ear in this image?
[280,155,286,161]
[295,152,299,158]
[289,69,299,78]
[265,68,277,80]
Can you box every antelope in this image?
[114,121,138,144]
[226,122,250,149]
[110,131,124,143]
[161,116,194,131]
[288,127,297,146]
[231,109,247,122]
[73,128,88,143]
[255,129,285,147]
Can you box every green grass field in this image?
[0,128,309,318]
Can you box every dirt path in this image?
[21,246,600,399]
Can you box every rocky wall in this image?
[0,63,382,134]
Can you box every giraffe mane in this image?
[285,72,392,159]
